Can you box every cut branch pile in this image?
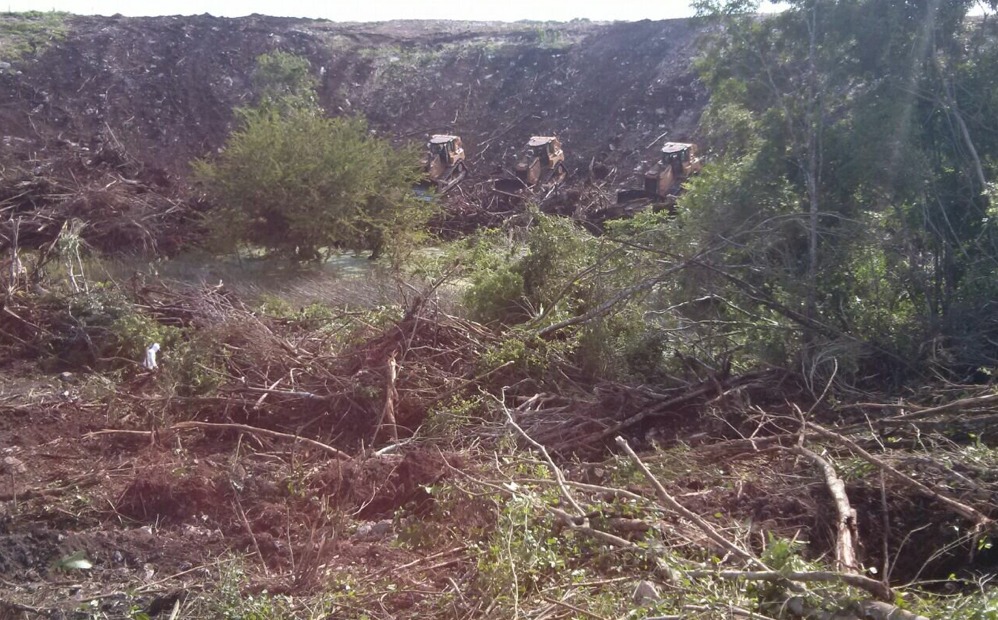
[0,130,195,257]
[129,281,498,449]
[512,369,780,456]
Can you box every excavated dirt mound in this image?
[0,13,709,255]
[1,15,706,175]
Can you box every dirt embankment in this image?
[0,14,706,188]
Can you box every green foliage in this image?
[685,0,998,384]
[423,394,491,437]
[461,214,597,326]
[0,11,68,61]
[194,53,432,265]
[521,27,570,49]
[212,563,296,620]
[394,480,493,550]
[465,265,526,326]
[479,329,574,389]
[909,589,998,620]
[108,306,180,364]
[255,294,336,324]
[475,494,567,600]
[459,228,528,325]
[250,50,319,114]
[45,285,181,371]
[161,335,225,397]
[37,283,228,396]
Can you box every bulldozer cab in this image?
[659,142,700,174]
[526,136,563,167]
[628,142,702,205]
[506,136,567,193]
[428,135,463,166]
[419,135,468,195]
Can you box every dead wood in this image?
[852,601,930,620]
[530,370,775,455]
[885,391,998,422]
[791,445,859,572]
[374,353,400,444]
[807,422,993,527]
[616,436,768,570]
[170,421,351,459]
[503,395,638,549]
[785,597,932,620]
[681,604,778,619]
[690,569,893,602]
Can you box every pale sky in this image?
[5,0,703,22]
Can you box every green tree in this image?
[194,52,430,263]
[687,0,998,382]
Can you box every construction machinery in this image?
[420,134,468,195]
[494,136,568,197]
[616,141,702,207]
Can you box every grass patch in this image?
[0,11,69,62]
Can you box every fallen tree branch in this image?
[792,445,858,572]
[682,604,778,620]
[550,380,720,453]
[807,422,992,527]
[785,596,931,620]
[689,569,893,602]
[540,594,610,620]
[687,258,915,372]
[615,436,769,570]
[234,494,269,577]
[374,353,400,444]
[83,429,157,439]
[170,421,351,460]
[886,391,998,422]
[535,250,706,339]
[440,443,636,549]
[852,600,930,620]
[548,506,636,549]
[501,390,590,520]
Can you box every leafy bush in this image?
[45,286,180,371]
[461,214,595,327]
[194,52,432,264]
[161,336,225,397]
[250,50,318,114]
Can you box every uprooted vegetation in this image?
[0,226,996,618]
[2,3,998,619]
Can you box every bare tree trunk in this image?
[804,2,822,328]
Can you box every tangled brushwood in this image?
[1,6,998,619]
[0,271,995,619]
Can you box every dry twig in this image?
[171,422,351,460]
[688,569,893,602]
[615,436,769,570]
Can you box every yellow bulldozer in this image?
[494,136,568,197]
[616,141,702,207]
[420,134,468,195]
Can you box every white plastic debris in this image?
[143,343,161,370]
